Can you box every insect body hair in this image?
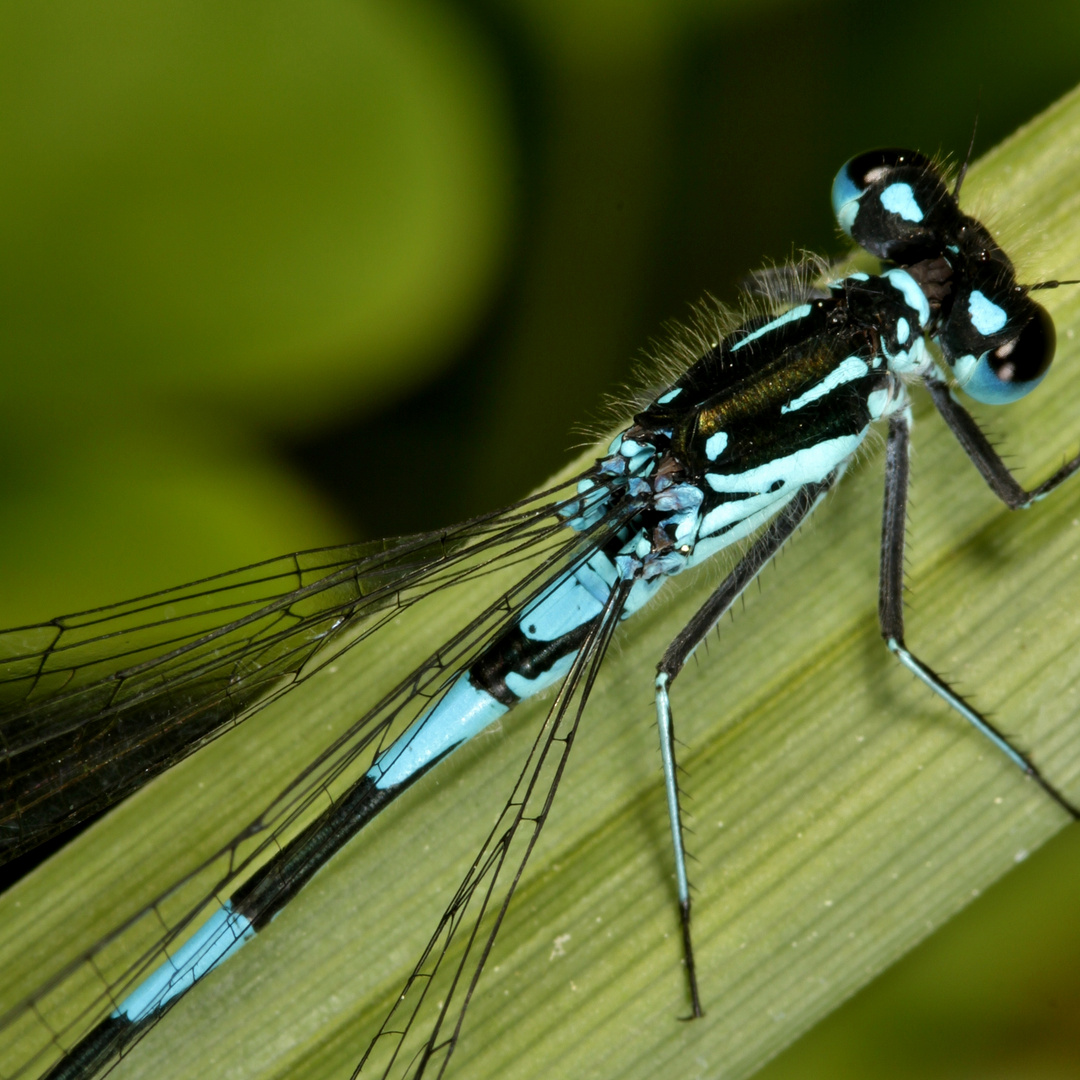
[579,253,835,443]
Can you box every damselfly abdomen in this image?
[2,143,1078,1080]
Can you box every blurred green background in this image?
[3,0,1080,1076]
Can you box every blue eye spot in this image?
[879,182,924,223]
[704,431,728,460]
[967,290,1008,335]
[831,166,862,236]
[959,353,1047,404]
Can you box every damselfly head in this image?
[831,148,948,264]
[834,146,1066,406]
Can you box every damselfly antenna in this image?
[953,107,980,200]
[1026,278,1080,291]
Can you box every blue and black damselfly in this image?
[2,146,1079,1080]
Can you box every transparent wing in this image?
[0,478,591,867]
[357,578,631,1080]
[0,476,631,1080]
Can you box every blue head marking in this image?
[879,182,924,223]
[967,290,1008,336]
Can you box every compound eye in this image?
[957,303,1056,405]
[832,148,935,238]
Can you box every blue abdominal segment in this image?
[370,675,509,791]
[113,904,255,1023]
[371,542,628,794]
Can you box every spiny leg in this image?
[879,408,1080,819]
[924,376,1080,507]
[654,477,837,1019]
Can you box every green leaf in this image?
[3,84,1080,1080]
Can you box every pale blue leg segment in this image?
[887,640,1033,773]
[654,672,690,909]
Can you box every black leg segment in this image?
[925,376,1080,508]
[879,408,1079,819]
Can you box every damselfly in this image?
[2,143,1079,1080]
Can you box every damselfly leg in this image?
[879,403,1080,820]
[653,476,839,1017]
